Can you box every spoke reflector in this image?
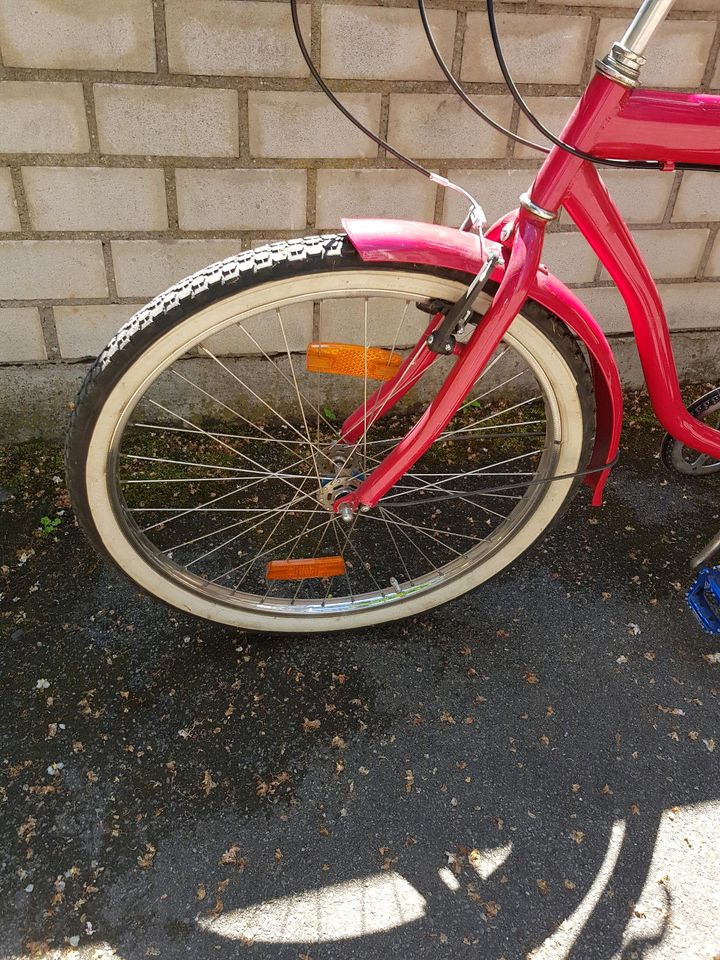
[266,556,347,581]
[306,342,402,382]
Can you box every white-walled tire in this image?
[66,235,594,633]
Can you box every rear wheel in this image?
[661,386,720,476]
[66,235,594,632]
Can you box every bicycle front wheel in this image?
[66,235,594,632]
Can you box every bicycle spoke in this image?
[145,398,313,504]
[167,367,307,465]
[276,307,323,491]
[134,455,313,534]
[364,509,484,546]
[212,516,335,587]
[233,312,340,438]
[164,495,310,556]
[337,511,384,594]
[238,491,319,594]
[132,422,309,445]
[197,346,336,467]
[377,504,436,570]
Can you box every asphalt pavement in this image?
[1,402,719,960]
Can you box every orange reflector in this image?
[306,342,402,382]
[266,556,347,581]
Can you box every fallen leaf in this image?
[219,846,245,870]
[9,760,32,779]
[524,671,539,685]
[571,830,585,844]
[704,738,716,753]
[256,771,291,797]
[196,883,206,901]
[138,843,156,869]
[536,879,550,895]
[644,651,656,662]
[18,817,37,842]
[302,718,321,734]
[601,784,613,796]
[202,770,217,796]
[563,879,576,891]
[483,900,500,918]
[405,769,415,794]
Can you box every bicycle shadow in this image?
[2,444,719,960]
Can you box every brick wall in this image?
[0,0,719,438]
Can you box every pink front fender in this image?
[342,218,623,505]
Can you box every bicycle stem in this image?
[621,0,677,57]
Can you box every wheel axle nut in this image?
[339,503,354,523]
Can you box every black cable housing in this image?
[290,0,434,180]
[485,0,720,174]
[485,0,661,170]
[416,0,550,156]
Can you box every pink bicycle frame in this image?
[333,70,720,515]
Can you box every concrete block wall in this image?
[0,0,719,438]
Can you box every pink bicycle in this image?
[66,0,720,633]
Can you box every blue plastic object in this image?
[687,567,720,634]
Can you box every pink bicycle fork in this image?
[335,210,548,514]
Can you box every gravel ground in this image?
[1,394,719,960]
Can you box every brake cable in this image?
[378,454,620,508]
[485,0,663,170]
[420,0,663,170]
[290,0,489,233]
[416,0,550,156]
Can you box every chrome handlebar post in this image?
[621,0,677,56]
[597,0,677,87]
